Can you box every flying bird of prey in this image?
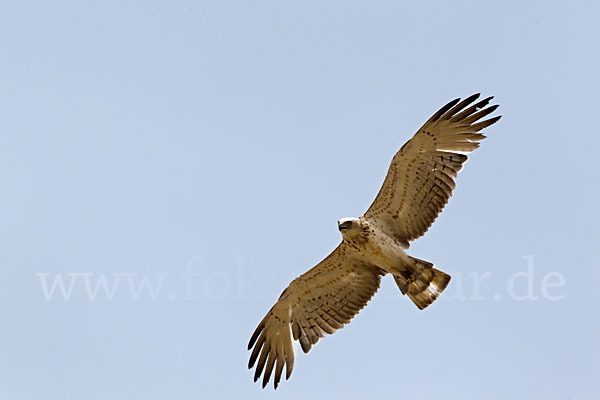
[248,94,501,389]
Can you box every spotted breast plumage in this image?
[247,94,501,389]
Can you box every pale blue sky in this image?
[1,1,599,399]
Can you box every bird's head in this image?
[337,217,363,239]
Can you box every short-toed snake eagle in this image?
[248,94,501,389]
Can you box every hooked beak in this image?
[338,221,352,231]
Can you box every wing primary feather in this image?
[254,342,271,382]
[452,96,493,121]
[262,349,276,388]
[442,93,480,119]
[284,329,295,380]
[273,341,285,389]
[248,320,265,350]
[461,104,499,125]
[248,331,266,368]
[470,115,502,131]
[430,97,461,121]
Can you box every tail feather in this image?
[393,256,451,310]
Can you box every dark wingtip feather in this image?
[273,362,283,389]
[254,348,269,382]
[248,349,259,369]
[478,96,493,106]
[487,104,499,113]
[442,93,482,120]
[452,96,494,122]
[475,96,494,110]
[431,97,461,121]
[463,93,481,104]
[462,93,481,106]
[262,370,271,389]
[462,104,500,125]
[483,115,502,125]
[263,359,276,389]
[248,323,264,350]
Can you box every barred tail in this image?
[393,256,451,310]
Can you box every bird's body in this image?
[338,217,411,271]
[248,94,501,389]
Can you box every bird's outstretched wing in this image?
[247,244,383,389]
[364,94,501,247]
